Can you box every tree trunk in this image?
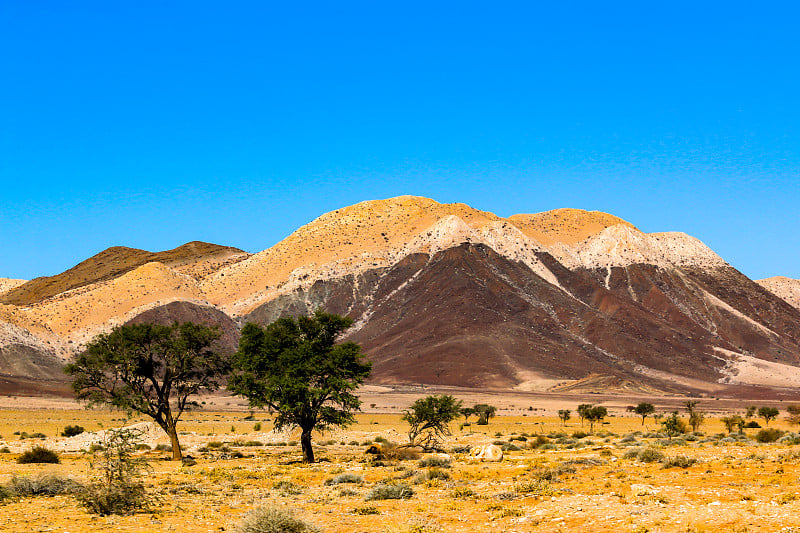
[159,416,183,461]
[300,429,314,463]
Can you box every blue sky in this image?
[1,2,798,280]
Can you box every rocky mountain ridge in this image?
[2,196,800,397]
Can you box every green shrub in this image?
[365,483,413,501]
[756,428,784,443]
[62,425,85,437]
[324,473,364,486]
[155,444,172,452]
[236,505,320,533]
[0,447,10,453]
[17,446,59,464]
[243,441,264,447]
[253,423,262,431]
[572,431,589,439]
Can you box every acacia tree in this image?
[634,402,655,426]
[474,404,497,425]
[402,394,462,450]
[758,406,779,426]
[585,405,608,432]
[65,322,228,461]
[460,407,476,424]
[577,403,592,426]
[558,409,571,426]
[228,310,371,463]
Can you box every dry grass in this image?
[0,407,799,532]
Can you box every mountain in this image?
[758,277,800,311]
[3,197,800,397]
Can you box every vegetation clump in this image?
[17,446,59,464]
[236,505,321,533]
[324,473,363,486]
[61,425,85,437]
[77,427,154,515]
[365,483,413,501]
[756,428,785,443]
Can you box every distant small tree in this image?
[229,310,372,463]
[65,322,228,461]
[688,411,705,432]
[585,406,608,432]
[473,404,497,425]
[684,400,698,414]
[558,409,571,426]
[745,405,757,419]
[661,411,686,439]
[402,395,463,450]
[577,404,593,426]
[460,407,476,424]
[758,406,779,426]
[786,405,800,426]
[721,414,744,433]
[634,403,656,426]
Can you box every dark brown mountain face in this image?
[246,242,800,394]
[126,301,240,355]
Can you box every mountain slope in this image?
[3,196,800,396]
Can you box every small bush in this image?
[10,474,82,496]
[425,468,450,481]
[351,505,380,515]
[515,479,556,496]
[623,447,664,462]
[236,505,320,533]
[324,473,364,486]
[155,444,172,452]
[661,456,697,469]
[450,487,475,499]
[17,446,59,464]
[61,425,85,437]
[744,421,761,429]
[243,441,264,447]
[756,428,784,443]
[365,483,413,501]
[273,481,302,495]
[0,447,10,453]
[529,435,550,448]
[418,456,451,468]
[253,423,262,431]
[572,431,589,439]
[637,447,665,463]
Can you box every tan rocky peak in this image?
[0,278,26,296]
[507,208,636,246]
[757,276,800,310]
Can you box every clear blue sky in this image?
[2,2,798,281]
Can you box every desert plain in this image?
[1,388,800,533]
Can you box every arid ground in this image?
[1,389,800,532]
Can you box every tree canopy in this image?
[65,322,228,460]
[228,310,371,463]
[473,404,497,425]
[402,394,462,450]
[634,402,656,425]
